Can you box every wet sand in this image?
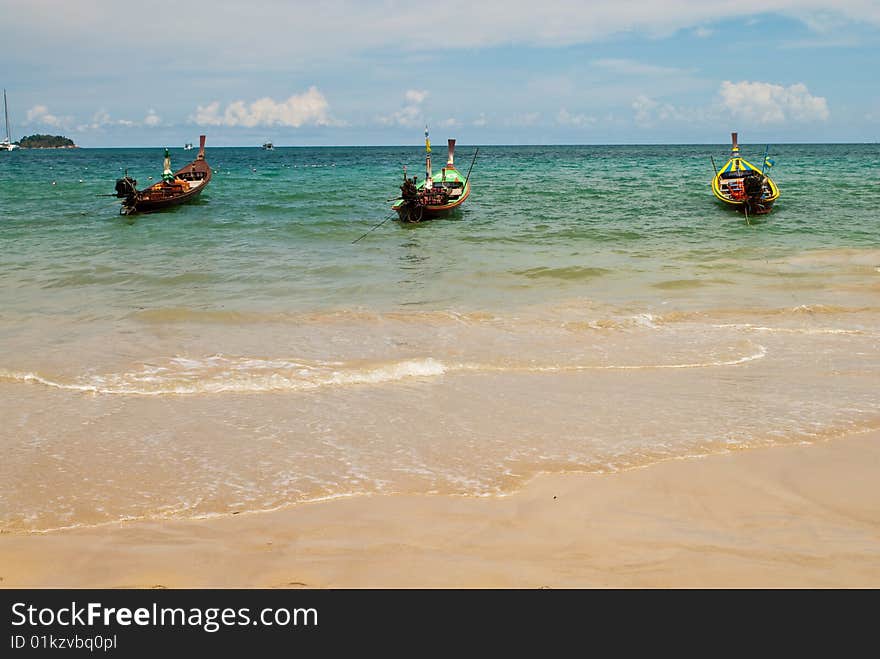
[2,431,878,589]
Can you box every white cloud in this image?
[779,36,861,49]
[240,1,878,52]
[26,105,69,128]
[505,112,541,127]
[4,1,880,73]
[593,58,687,77]
[192,87,339,128]
[405,90,428,105]
[718,80,829,123]
[797,10,851,34]
[629,81,829,129]
[379,89,429,128]
[192,102,222,126]
[693,26,714,38]
[556,108,596,127]
[632,95,675,126]
[473,113,488,127]
[75,109,136,131]
[440,117,459,128]
[91,110,111,126]
[144,109,161,126]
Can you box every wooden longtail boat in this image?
[391,128,474,223]
[711,132,779,217]
[115,135,212,215]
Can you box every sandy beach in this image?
[2,430,878,589]
[4,0,880,615]
[3,146,879,593]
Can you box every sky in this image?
[2,0,880,146]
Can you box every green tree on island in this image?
[18,134,76,148]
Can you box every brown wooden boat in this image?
[115,135,212,215]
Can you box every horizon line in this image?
[25,140,880,149]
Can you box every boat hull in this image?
[712,197,776,215]
[128,185,208,213]
[394,185,470,222]
[711,180,778,215]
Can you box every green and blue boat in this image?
[392,128,473,223]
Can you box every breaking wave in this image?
[0,344,767,396]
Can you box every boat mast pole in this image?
[463,147,479,188]
[4,90,10,143]
[424,125,432,189]
[760,144,770,176]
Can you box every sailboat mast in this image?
[4,90,10,143]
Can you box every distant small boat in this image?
[262,141,274,150]
[712,132,779,217]
[391,127,475,223]
[183,142,194,150]
[114,135,212,215]
[1,89,19,152]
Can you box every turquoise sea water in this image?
[1,143,879,531]
[1,144,878,313]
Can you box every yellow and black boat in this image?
[712,132,779,216]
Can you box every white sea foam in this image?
[714,323,866,335]
[568,343,767,370]
[323,358,447,385]
[0,357,449,396]
[632,313,659,328]
[0,344,766,397]
[456,344,767,373]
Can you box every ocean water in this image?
[1,143,879,531]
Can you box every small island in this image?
[18,134,77,149]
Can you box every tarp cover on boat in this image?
[719,158,761,174]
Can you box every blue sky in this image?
[3,1,880,146]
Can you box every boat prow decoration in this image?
[711,131,779,216]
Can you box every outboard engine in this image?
[742,170,767,216]
[398,176,424,223]
[114,176,137,198]
[743,171,763,198]
[400,176,419,204]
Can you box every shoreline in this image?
[2,430,878,588]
